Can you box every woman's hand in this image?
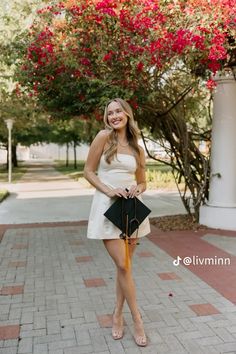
[106,188,128,199]
[126,185,142,198]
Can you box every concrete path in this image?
[0,160,186,224]
[1,160,236,354]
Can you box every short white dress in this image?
[87,153,151,240]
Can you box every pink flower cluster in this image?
[103,51,115,61]
[23,0,236,96]
[206,78,217,90]
[27,27,55,67]
[95,0,117,16]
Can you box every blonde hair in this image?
[103,98,141,165]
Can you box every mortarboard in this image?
[104,196,151,238]
[104,194,151,269]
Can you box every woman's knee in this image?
[103,239,129,272]
[116,258,128,273]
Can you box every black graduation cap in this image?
[104,194,151,239]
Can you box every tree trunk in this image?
[66,143,69,167]
[12,144,18,167]
[73,141,77,169]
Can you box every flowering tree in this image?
[16,0,236,217]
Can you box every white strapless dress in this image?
[87,153,150,240]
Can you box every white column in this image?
[200,69,236,230]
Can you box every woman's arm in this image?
[84,130,113,195]
[127,147,147,198]
[135,147,147,192]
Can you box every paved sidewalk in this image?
[1,161,236,354]
[1,223,236,354]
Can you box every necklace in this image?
[118,140,129,147]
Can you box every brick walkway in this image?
[1,222,236,353]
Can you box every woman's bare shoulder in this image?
[95,129,111,140]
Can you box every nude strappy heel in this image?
[112,311,124,340]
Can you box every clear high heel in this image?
[112,311,124,340]
[133,314,147,347]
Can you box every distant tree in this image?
[49,117,101,168]
[0,91,52,166]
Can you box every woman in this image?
[84,98,150,347]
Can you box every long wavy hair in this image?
[103,98,142,165]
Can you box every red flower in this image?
[14,83,22,97]
[70,6,83,16]
[94,110,103,121]
[208,45,227,60]
[128,98,139,109]
[103,51,114,61]
[150,38,165,53]
[171,29,192,54]
[46,75,55,81]
[192,35,206,50]
[74,70,81,78]
[128,44,145,54]
[80,58,91,66]
[208,61,221,73]
[55,66,66,75]
[45,44,54,53]
[206,78,217,90]
[211,32,226,45]
[82,47,92,53]
[136,62,144,72]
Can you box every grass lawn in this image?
[54,160,91,188]
[0,164,27,183]
[146,160,172,172]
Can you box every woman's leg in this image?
[103,239,146,345]
[108,241,137,339]
[111,243,136,339]
[115,241,137,314]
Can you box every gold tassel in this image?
[125,237,130,270]
[125,214,130,270]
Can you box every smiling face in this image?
[107,101,128,131]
